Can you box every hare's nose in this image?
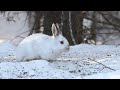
[66,46,70,51]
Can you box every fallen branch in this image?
[89,58,116,71]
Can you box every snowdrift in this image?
[0,42,120,79]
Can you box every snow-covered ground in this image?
[0,42,120,79]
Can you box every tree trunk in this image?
[29,11,85,46]
[62,11,74,45]
[28,11,44,36]
[34,11,45,33]
[91,11,97,44]
[71,11,84,44]
[44,11,62,36]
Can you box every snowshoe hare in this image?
[16,23,70,61]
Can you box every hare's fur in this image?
[16,23,69,61]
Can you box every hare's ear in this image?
[52,23,59,37]
[56,23,62,35]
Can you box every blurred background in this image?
[0,11,120,46]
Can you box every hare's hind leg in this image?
[33,56,42,60]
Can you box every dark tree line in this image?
[27,11,85,45]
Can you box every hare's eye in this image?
[60,41,64,44]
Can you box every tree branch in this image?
[98,11,120,33]
[10,30,29,42]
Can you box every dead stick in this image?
[89,59,116,71]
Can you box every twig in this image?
[89,59,116,71]
[98,11,120,33]
[18,12,29,32]
[10,30,30,42]
[102,37,120,45]
[116,43,120,47]
[28,12,37,36]
[98,11,120,47]
[28,22,35,36]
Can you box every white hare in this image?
[16,23,70,61]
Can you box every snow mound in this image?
[0,42,16,62]
[84,70,120,79]
[0,60,77,79]
[0,42,120,79]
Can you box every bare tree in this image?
[71,11,85,44]
[91,11,97,44]
[69,11,76,45]
[2,11,120,45]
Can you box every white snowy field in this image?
[0,42,120,79]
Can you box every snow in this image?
[84,70,120,79]
[0,42,120,79]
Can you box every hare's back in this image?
[21,33,51,43]
[27,33,51,40]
